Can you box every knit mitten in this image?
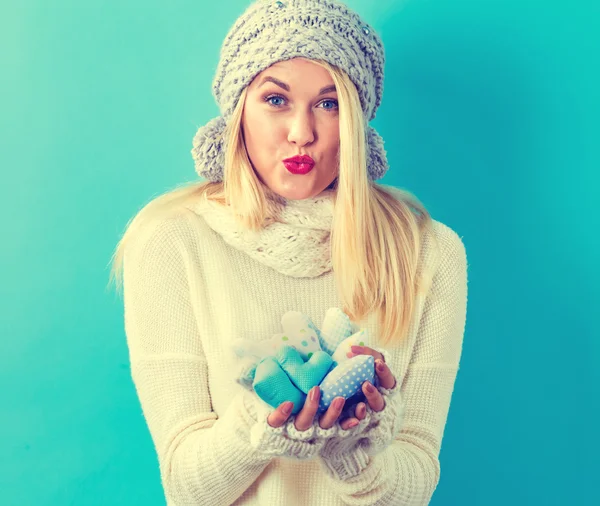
[242,389,339,460]
[235,355,259,391]
[318,354,405,480]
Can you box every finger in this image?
[349,345,385,363]
[267,401,294,428]
[318,396,346,430]
[362,380,385,412]
[339,417,360,430]
[374,359,397,389]
[294,386,320,431]
[338,402,366,430]
[355,402,367,420]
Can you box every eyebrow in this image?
[258,76,337,95]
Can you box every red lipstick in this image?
[282,154,315,175]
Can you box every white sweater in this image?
[122,196,468,506]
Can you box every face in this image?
[241,58,340,200]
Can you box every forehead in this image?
[251,58,334,87]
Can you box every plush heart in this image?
[233,307,379,417]
[276,345,334,394]
[253,356,306,415]
[318,307,355,356]
[331,328,370,364]
[232,311,323,363]
[318,354,375,413]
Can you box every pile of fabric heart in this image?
[232,307,377,414]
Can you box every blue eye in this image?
[320,99,338,110]
[263,94,338,112]
[266,95,286,107]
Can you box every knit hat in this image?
[191,0,389,183]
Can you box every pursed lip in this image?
[282,155,315,165]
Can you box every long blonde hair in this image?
[107,58,441,347]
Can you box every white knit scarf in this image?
[190,189,336,278]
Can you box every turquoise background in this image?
[1,0,598,504]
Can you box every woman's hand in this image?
[267,386,349,430]
[341,345,397,425]
[267,345,397,431]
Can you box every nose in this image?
[287,109,315,146]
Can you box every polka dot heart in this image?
[331,329,370,364]
[318,354,375,413]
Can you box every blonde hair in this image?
[107,58,441,347]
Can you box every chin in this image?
[258,169,336,200]
[270,185,317,201]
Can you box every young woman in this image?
[109,1,468,505]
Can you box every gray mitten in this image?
[318,356,405,480]
[242,389,339,460]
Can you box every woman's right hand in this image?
[267,386,364,431]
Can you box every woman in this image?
[108,1,468,504]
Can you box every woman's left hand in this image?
[338,345,397,429]
[318,345,404,480]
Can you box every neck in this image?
[192,188,336,278]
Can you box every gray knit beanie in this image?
[191,0,388,183]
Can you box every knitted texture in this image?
[213,0,384,123]
[242,355,403,469]
[244,389,339,460]
[191,0,390,183]
[247,351,404,478]
[122,207,468,505]
[318,348,407,480]
[189,188,336,278]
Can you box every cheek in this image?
[244,102,274,129]
[321,116,340,137]
[244,110,284,146]
[324,125,340,153]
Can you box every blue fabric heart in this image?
[237,308,379,418]
[318,355,375,413]
[276,345,334,394]
[252,356,306,415]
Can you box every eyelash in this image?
[263,94,339,111]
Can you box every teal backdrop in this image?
[1,0,598,504]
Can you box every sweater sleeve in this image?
[319,225,468,505]
[122,216,273,506]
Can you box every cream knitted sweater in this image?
[122,191,468,506]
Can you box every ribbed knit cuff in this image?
[317,413,372,480]
[360,375,405,457]
[320,443,371,480]
[318,351,404,480]
[243,391,334,460]
[249,420,326,460]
